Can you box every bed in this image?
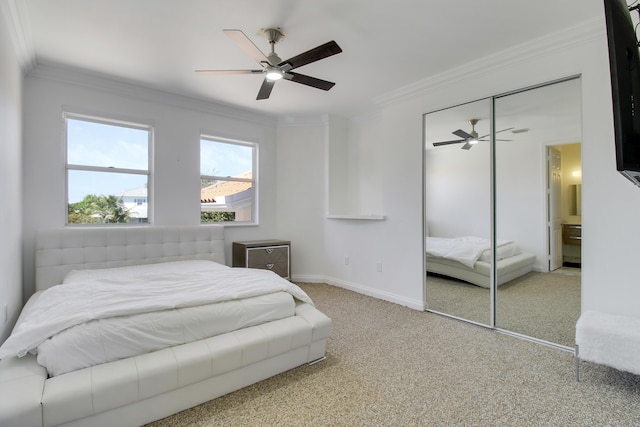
[0,226,332,427]
[426,236,536,288]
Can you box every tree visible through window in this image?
[200,136,256,224]
[65,114,152,225]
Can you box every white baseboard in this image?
[291,274,425,311]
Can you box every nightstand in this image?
[232,240,291,279]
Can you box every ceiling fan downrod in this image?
[263,28,284,64]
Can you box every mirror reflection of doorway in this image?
[548,146,564,272]
[547,143,582,272]
[424,77,582,349]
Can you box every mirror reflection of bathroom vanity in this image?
[563,222,582,266]
[563,172,582,267]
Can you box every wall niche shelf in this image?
[327,115,384,220]
[327,214,386,220]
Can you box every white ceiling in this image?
[15,0,603,118]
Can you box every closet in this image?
[424,77,582,348]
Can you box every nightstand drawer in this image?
[246,246,289,277]
[232,240,291,279]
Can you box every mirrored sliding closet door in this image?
[424,98,492,326]
[424,77,582,347]
[494,78,582,348]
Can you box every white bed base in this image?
[0,226,332,427]
[426,252,536,288]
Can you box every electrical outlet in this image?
[376,262,383,272]
[344,256,350,266]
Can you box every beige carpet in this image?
[427,271,581,347]
[147,283,640,427]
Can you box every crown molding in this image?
[349,109,382,125]
[28,62,278,128]
[276,114,357,129]
[373,18,604,108]
[277,114,328,128]
[0,0,35,71]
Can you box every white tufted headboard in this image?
[35,226,225,291]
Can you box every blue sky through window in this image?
[67,118,150,203]
[200,139,253,178]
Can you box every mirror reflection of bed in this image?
[424,77,582,349]
[425,234,536,326]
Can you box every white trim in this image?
[0,0,35,70]
[29,62,278,128]
[199,136,258,225]
[64,113,153,225]
[373,18,603,108]
[277,115,327,128]
[63,108,155,130]
[291,274,425,311]
[326,214,385,220]
[67,164,149,175]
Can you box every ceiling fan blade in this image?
[461,142,474,150]
[432,139,465,147]
[279,40,342,71]
[284,72,335,91]
[496,127,515,134]
[195,69,263,75]
[478,127,515,139]
[223,29,270,66]
[452,129,473,139]
[256,79,276,100]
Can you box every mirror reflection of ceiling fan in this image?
[196,28,342,100]
[432,119,517,150]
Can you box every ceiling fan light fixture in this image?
[265,66,283,81]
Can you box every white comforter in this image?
[0,260,312,361]
[426,236,517,268]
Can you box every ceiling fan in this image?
[196,28,342,100]
[432,119,514,150]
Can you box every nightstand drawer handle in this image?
[266,248,274,254]
[266,263,275,269]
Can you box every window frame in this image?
[199,135,258,226]
[64,111,154,226]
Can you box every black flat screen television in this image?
[604,0,640,186]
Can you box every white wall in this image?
[319,105,426,309]
[275,117,327,279]
[0,9,23,341]
[319,17,640,318]
[494,139,547,270]
[347,114,384,215]
[425,144,492,239]
[21,65,279,297]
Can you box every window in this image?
[65,113,152,225]
[200,136,256,224]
